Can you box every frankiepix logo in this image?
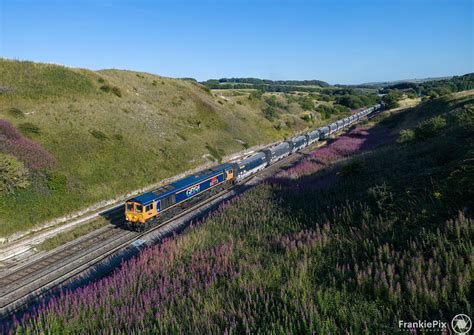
[398,319,447,332]
[451,314,472,334]
[398,314,472,334]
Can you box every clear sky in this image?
[0,0,472,84]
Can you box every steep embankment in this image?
[6,91,472,334]
[0,59,316,236]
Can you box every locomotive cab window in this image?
[135,204,143,212]
[145,204,153,211]
[126,203,134,211]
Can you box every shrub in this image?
[382,91,401,109]
[47,171,68,192]
[265,95,278,107]
[248,90,263,100]
[397,129,415,143]
[100,84,121,97]
[429,90,439,99]
[111,86,122,97]
[0,120,55,170]
[336,95,363,109]
[0,119,21,139]
[18,122,41,136]
[90,129,108,140]
[0,153,29,195]
[113,133,124,141]
[299,96,314,110]
[263,106,278,121]
[414,116,446,140]
[7,107,25,118]
[5,137,56,170]
[300,113,313,123]
[456,106,474,132]
[100,84,111,93]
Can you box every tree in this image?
[382,91,402,109]
[0,153,30,195]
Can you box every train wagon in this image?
[261,142,291,165]
[336,120,344,131]
[286,135,307,153]
[319,126,330,139]
[305,129,320,145]
[328,123,338,134]
[233,152,267,181]
[125,163,234,228]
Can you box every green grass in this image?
[10,90,473,333]
[0,59,338,237]
[36,218,108,251]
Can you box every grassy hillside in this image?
[7,91,473,333]
[0,59,345,236]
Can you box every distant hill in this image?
[201,77,330,92]
[358,76,453,87]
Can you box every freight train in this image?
[125,104,382,230]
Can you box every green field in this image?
[0,59,346,237]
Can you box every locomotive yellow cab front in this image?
[125,202,145,223]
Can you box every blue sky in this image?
[0,0,472,84]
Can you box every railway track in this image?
[0,139,327,320]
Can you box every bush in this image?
[100,84,111,93]
[47,171,68,192]
[248,90,263,100]
[265,95,278,107]
[113,134,124,141]
[0,119,21,139]
[336,95,363,109]
[100,85,121,97]
[0,120,55,170]
[414,116,446,140]
[298,96,314,110]
[263,106,278,121]
[18,122,41,136]
[7,107,25,118]
[397,129,415,143]
[382,91,402,109]
[456,106,474,132]
[111,86,122,97]
[300,113,313,123]
[0,153,29,195]
[90,129,108,140]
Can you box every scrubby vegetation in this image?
[0,153,30,195]
[6,91,472,334]
[385,73,474,97]
[202,77,330,92]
